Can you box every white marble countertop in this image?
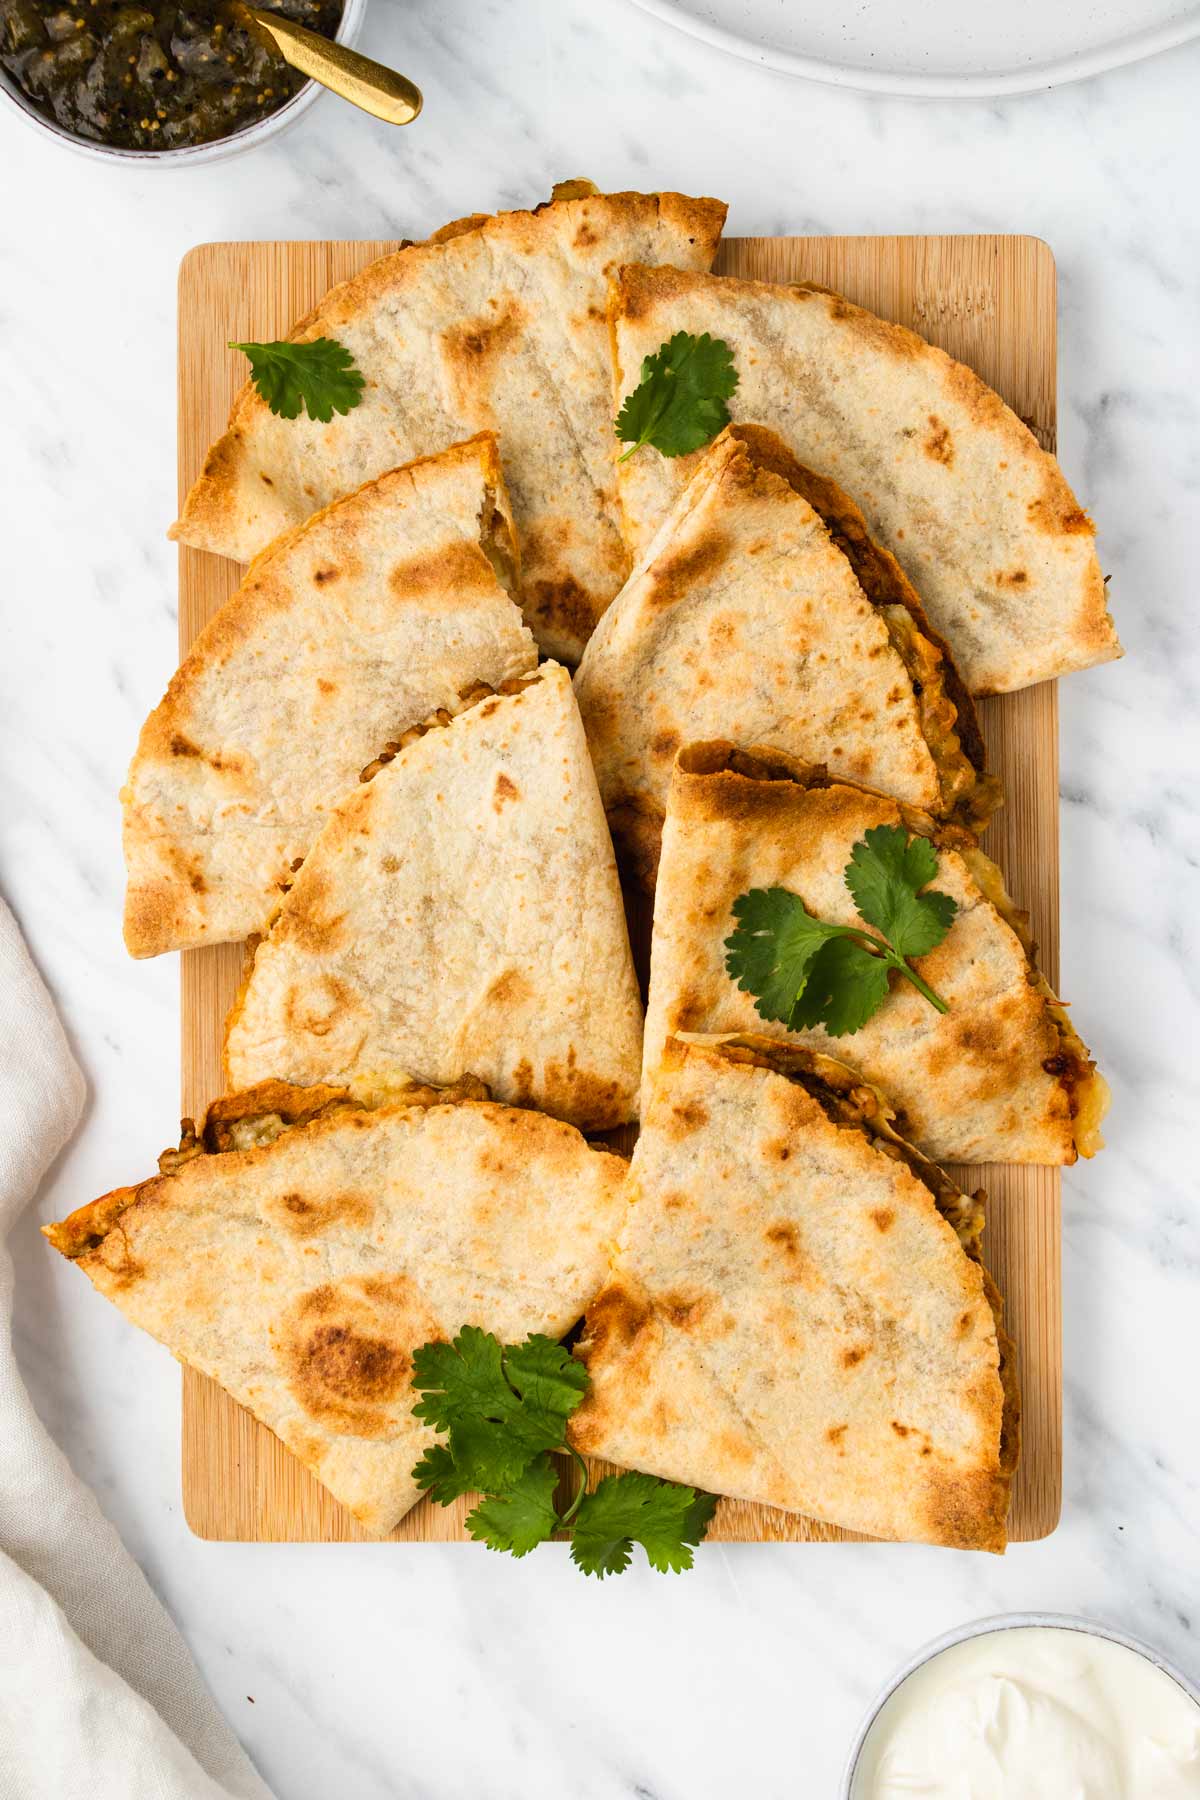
[3,4,1198,1794]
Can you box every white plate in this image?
[626,0,1200,95]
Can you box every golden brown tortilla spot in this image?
[188,869,207,895]
[923,415,954,466]
[765,1138,791,1163]
[663,1099,709,1140]
[281,1273,431,1439]
[510,1057,535,1103]
[538,1062,623,1134]
[827,1423,848,1445]
[650,728,681,761]
[891,1420,910,1437]
[444,304,525,367]
[584,1283,652,1355]
[277,873,348,957]
[764,1222,815,1286]
[493,771,520,811]
[486,968,531,1006]
[714,1429,754,1468]
[388,539,493,601]
[661,1291,709,1330]
[169,733,202,758]
[870,1207,896,1233]
[528,572,601,644]
[957,1309,975,1337]
[260,473,273,487]
[268,1188,374,1239]
[996,568,1029,588]
[313,566,338,585]
[381,855,400,875]
[842,1345,867,1368]
[646,531,731,610]
[317,677,336,695]
[282,971,355,1038]
[574,221,600,249]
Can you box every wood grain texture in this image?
[177,234,1061,1545]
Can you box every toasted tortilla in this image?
[574,424,998,886]
[570,1036,1018,1551]
[643,744,1108,1164]
[125,435,537,958]
[45,1079,627,1537]
[172,184,727,662]
[223,663,644,1133]
[611,265,1121,695]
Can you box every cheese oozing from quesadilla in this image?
[124,435,537,959]
[644,743,1108,1165]
[570,1036,1019,1552]
[223,662,645,1134]
[172,183,727,662]
[574,423,999,887]
[45,1078,627,1538]
[610,265,1121,696]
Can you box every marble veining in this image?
[2,3,1198,1793]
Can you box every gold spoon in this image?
[237,6,423,126]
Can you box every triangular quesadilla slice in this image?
[45,1078,627,1537]
[223,662,644,1133]
[125,435,537,958]
[644,743,1108,1164]
[570,1036,1019,1551]
[574,423,998,886]
[173,184,727,661]
[610,265,1121,695]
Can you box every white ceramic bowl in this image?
[0,0,368,166]
[841,1611,1200,1797]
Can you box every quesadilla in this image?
[570,1036,1018,1551]
[172,183,727,662]
[611,265,1121,695]
[223,662,644,1133]
[644,744,1108,1164]
[125,435,537,958]
[574,423,998,886]
[45,1078,627,1537]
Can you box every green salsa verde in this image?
[0,1,344,150]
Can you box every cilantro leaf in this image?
[614,331,739,461]
[502,1335,589,1420]
[411,1327,572,1492]
[411,1443,478,1507]
[465,1454,562,1557]
[845,825,957,960]
[725,827,957,1035]
[410,1326,514,1435]
[787,935,892,1037]
[570,1473,717,1578]
[230,336,365,424]
[725,887,843,1025]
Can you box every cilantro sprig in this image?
[230,336,365,423]
[412,1326,716,1577]
[614,330,739,462]
[725,824,957,1037]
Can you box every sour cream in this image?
[850,1625,1200,1799]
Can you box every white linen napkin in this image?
[0,898,274,1800]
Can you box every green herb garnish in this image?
[412,1326,716,1577]
[230,337,365,424]
[724,824,957,1037]
[614,330,739,462]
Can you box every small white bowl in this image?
[841,1611,1200,1797]
[0,0,368,167]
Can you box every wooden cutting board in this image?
[177,233,1062,1544]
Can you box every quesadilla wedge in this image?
[644,744,1108,1165]
[570,1036,1019,1551]
[223,662,644,1133]
[574,423,998,886]
[45,1078,627,1537]
[611,265,1121,695]
[125,435,537,958]
[173,184,727,662]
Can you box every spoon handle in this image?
[248,10,423,125]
